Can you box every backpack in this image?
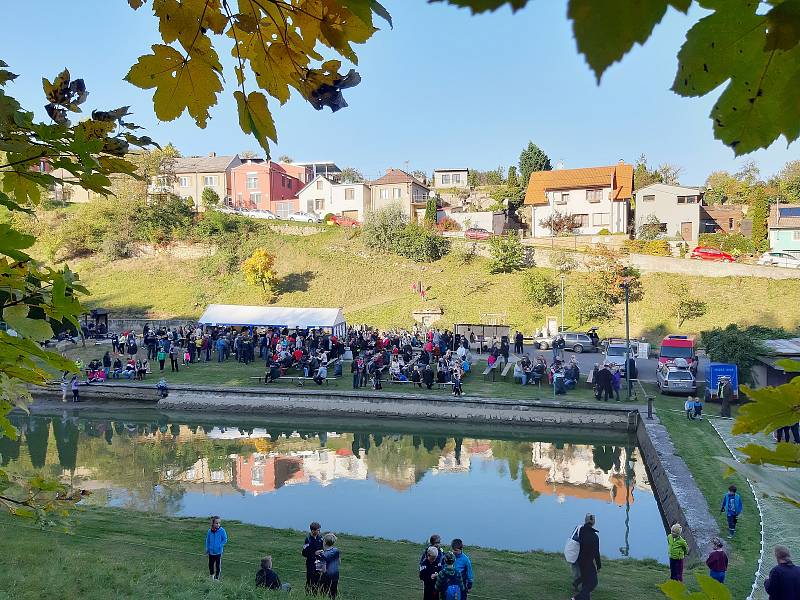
[564,525,580,563]
[443,572,462,600]
[726,493,739,515]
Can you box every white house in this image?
[524,161,634,237]
[433,168,469,189]
[634,183,704,241]
[297,175,371,221]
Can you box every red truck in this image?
[658,335,698,374]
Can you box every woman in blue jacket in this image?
[205,516,228,580]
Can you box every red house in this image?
[228,159,301,213]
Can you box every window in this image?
[793,231,800,241]
[642,194,655,202]
[249,192,261,206]
[592,212,610,226]
[344,188,355,200]
[586,189,603,203]
[246,174,258,190]
[441,174,451,185]
[203,175,217,187]
[728,218,734,229]
[316,180,323,190]
[307,199,315,212]
[314,199,324,211]
[179,176,189,188]
[452,173,461,184]
[659,223,668,233]
[287,179,292,189]
[555,192,569,205]
[677,195,698,204]
[393,187,402,199]
[574,214,589,227]
[379,188,390,200]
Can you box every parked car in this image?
[657,359,697,395]
[464,227,492,240]
[287,211,321,223]
[329,214,361,228]
[690,246,735,262]
[603,339,637,377]
[244,209,278,220]
[562,332,598,353]
[757,251,800,269]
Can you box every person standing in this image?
[667,523,689,581]
[765,545,800,599]
[720,485,743,538]
[435,552,466,600]
[70,375,80,402]
[302,522,324,594]
[420,546,443,600]
[451,538,473,600]
[596,365,613,402]
[452,368,463,397]
[720,375,734,418]
[157,347,167,372]
[574,513,601,600]
[60,373,68,403]
[205,516,228,580]
[169,345,180,372]
[706,538,729,584]
[514,330,524,355]
[316,532,340,599]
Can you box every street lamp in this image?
[560,273,566,332]
[620,278,632,401]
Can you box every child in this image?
[315,532,340,599]
[685,396,695,420]
[693,396,703,419]
[70,375,80,402]
[451,538,474,599]
[255,555,291,591]
[720,485,743,537]
[706,538,729,583]
[205,516,228,580]
[302,522,324,594]
[183,348,191,367]
[435,552,466,600]
[667,523,689,582]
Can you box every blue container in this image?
[705,363,739,400]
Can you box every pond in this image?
[3,411,668,562]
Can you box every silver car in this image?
[657,364,697,395]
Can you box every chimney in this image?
[618,159,625,165]
[208,152,216,157]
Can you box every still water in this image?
[4,412,667,561]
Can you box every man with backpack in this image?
[435,552,466,600]
[573,513,601,600]
[720,484,743,538]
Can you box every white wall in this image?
[634,184,701,240]
[329,183,371,220]
[433,170,468,189]
[447,211,504,233]
[529,186,628,236]
[297,176,332,214]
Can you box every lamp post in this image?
[621,279,632,401]
[560,273,565,332]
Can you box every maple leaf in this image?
[234,90,277,155]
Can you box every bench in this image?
[276,376,338,387]
[501,361,515,381]
[482,362,497,382]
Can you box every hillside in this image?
[62,226,800,341]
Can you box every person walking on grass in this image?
[573,513,601,600]
[765,545,800,599]
[667,523,689,581]
[720,485,743,538]
[706,538,729,584]
[205,516,228,580]
[302,521,324,594]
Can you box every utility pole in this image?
[623,279,631,401]
[560,274,565,332]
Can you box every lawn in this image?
[0,507,668,600]
[654,397,759,599]
[57,227,800,344]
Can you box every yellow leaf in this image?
[233,90,277,155]
[126,44,222,128]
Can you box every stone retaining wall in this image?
[636,417,719,559]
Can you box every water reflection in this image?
[5,414,667,561]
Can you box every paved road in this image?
[506,343,710,385]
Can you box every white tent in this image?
[198,304,346,334]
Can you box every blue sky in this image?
[3,0,797,183]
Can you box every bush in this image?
[549,248,578,274]
[539,211,579,236]
[436,216,460,232]
[623,239,671,256]
[488,231,528,273]
[597,228,611,235]
[323,212,335,224]
[522,269,559,306]
[195,210,239,237]
[362,204,407,253]
[453,241,477,265]
[394,223,450,262]
[698,232,754,256]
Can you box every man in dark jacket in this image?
[422,364,434,390]
[419,545,443,600]
[574,513,601,600]
[301,521,324,594]
[596,365,613,402]
[765,545,800,600]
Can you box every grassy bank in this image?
[654,398,759,598]
[0,507,666,600]
[54,227,800,343]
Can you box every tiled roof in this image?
[371,168,428,188]
[524,163,634,206]
[174,155,238,173]
[769,205,800,229]
[433,168,468,173]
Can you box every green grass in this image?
[654,398,759,599]
[0,507,667,600]
[60,227,800,343]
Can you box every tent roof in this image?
[198,304,345,328]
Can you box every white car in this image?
[287,211,321,223]
[757,251,800,269]
[245,210,278,220]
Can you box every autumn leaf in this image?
[234,90,277,154]
[735,378,800,434]
[739,442,800,469]
[569,0,690,82]
[2,305,54,343]
[125,44,222,128]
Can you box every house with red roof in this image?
[524,161,634,236]
[369,168,430,220]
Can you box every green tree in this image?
[638,214,663,241]
[242,247,277,294]
[549,249,578,275]
[506,165,519,188]
[750,188,770,252]
[339,167,365,183]
[487,231,527,273]
[701,325,770,384]
[670,283,707,327]
[485,166,505,186]
[394,223,450,262]
[362,204,407,253]
[201,187,220,209]
[522,269,558,307]
[518,142,551,188]
[773,160,800,203]
[424,196,438,225]
[570,283,613,326]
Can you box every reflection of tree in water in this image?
[25,417,50,469]
[52,418,79,470]
[0,431,21,466]
[364,434,445,488]
[491,441,533,481]
[592,445,622,474]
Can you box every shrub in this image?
[522,269,559,306]
[323,212,335,224]
[539,211,579,236]
[549,248,578,274]
[436,216,460,232]
[698,232,754,256]
[623,239,671,256]
[362,204,407,253]
[637,214,663,241]
[597,228,611,235]
[201,188,220,209]
[196,210,239,237]
[453,241,477,265]
[488,231,528,273]
[394,223,450,262]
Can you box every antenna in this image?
[555,160,565,170]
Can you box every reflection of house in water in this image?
[433,441,491,474]
[525,443,650,506]
[235,453,305,495]
[166,457,234,497]
[297,448,368,487]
